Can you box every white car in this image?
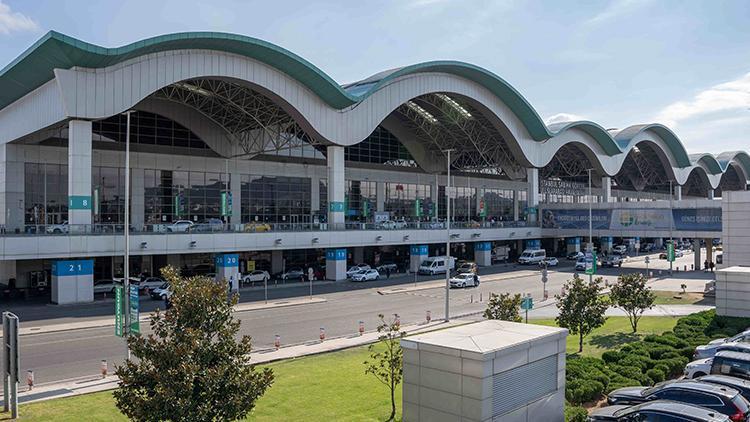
[150,283,171,300]
[684,357,713,379]
[693,342,750,360]
[351,269,379,282]
[93,279,118,294]
[346,265,370,278]
[46,221,69,234]
[542,257,559,267]
[575,258,587,271]
[135,277,165,292]
[166,220,194,232]
[449,273,479,288]
[243,270,270,285]
[694,331,750,359]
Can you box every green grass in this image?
[3,317,682,421]
[1,344,401,422]
[652,291,706,305]
[532,316,679,358]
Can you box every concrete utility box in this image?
[716,266,750,317]
[722,191,750,268]
[401,320,567,422]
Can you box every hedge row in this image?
[565,310,750,405]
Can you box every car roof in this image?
[718,343,750,352]
[699,374,750,389]
[615,400,730,420]
[715,350,750,361]
[655,380,740,398]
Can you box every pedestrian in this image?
[704,259,709,272]
[710,261,715,272]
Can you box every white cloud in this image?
[585,0,651,26]
[0,1,38,34]
[544,113,588,125]
[655,72,750,127]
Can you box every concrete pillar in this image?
[326,248,347,281]
[601,176,611,203]
[130,168,145,230]
[526,168,539,223]
[231,172,242,225]
[708,189,715,200]
[566,237,581,254]
[410,245,428,273]
[600,236,613,254]
[654,238,664,249]
[167,254,180,269]
[215,254,240,292]
[705,239,714,265]
[0,260,16,285]
[326,146,345,226]
[674,185,682,201]
[376,181,385,213]
[68,120,93,227]
[525,239,541,250]
[552,239,559,255]
[516,240,524,253]
[0,144,24,231]
[311,177,320,214]
[51,259,94,304]
[474,242,492,266]
[271,250,284,274]
[353,247,364,265]
[513,190,520,221]
[694,238,702,271]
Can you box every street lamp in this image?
[123,110,134,360]
[587,169,593,284]
[444,149,455,322]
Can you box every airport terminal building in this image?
[0,31,745,302]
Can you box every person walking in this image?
[386,267,391,279]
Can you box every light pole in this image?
[444,149,454,322]
[669,180,674,275]
[587,169,593,284]
[123,110,134,360]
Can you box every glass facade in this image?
[144,170,229,224]
[24,163,68,225]
[318,179,328,219]
[452,186,476,221]
[92,111,209,151]
[345,180,376,222]
[241,175,311,223]
[384,182,432,220]
[481,188,515,221]
[92,166,125,223]
[345,127,416,167]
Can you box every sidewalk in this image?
[1,296,327,339]
[528,303,714,319]
[1,318,469,406]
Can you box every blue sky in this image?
[0,0,748,154]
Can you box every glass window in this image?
[24,163,68,225]
[385,182,431,221]
[241,174,311,224]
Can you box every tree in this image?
[364,314,406,422]
[483,292,523,322]
[114,266,274,422]
[609,273,656,333]
[556,275,609,353]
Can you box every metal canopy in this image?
[614,144,672,193]
[540,143,595,182]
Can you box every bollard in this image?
[470,294,473,303]
[27,370,34,390]
[394,314,401,329]
[684,265,687,272]
[101,360,108,378]
[274,335,281,350]
[480,292,483,302]
[543,289,549,301]
[358,321,364,336]
[691,264,694,271]
[319,327,326,341]
[426,310,431,323]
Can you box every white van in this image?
[613,245,627,255]
[518,249,546,265]
[418,256,456,275]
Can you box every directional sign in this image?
[644,256,651,265]
[114,285,124,337]
[585,251,597,275]
[521,296,533,310]
[541,267,548,284]
[667,242,675,262]
[129,285,140,335]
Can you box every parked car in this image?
[612,245,628,255]
[242,270,270,285]
[710,351,750,381]
[190,218,224,232]
[347,264,370,278]
[418,256,456,275]
[379,219,407,230]
[149,283,171,300]
[93,279,119,294]
[695,331,750,360]
[166,220,194,232]
[696,343,750,361]
[279,268,305,281]
[542,257,559,267]
[567,251,584,261]
[660,250,685,259]
[243,222,271,233]
[575,257,587,271]
[606,380,750,420]
[376,263,398,274]
[134,277,165,292]
[589,400,731,421]
[449,273,479,288]
[351,269,379,282]
[699,375,750,403]
[602,254,623,268]
[46,221,69,234]
[518,249,546,265]
[456,262,478,274]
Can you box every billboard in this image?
[541,208,721,232]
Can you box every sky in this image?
[0,0,748,154]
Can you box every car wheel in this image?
[461,282,466,288]
[692,371,706,379]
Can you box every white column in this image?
[601,176,611,203]
[694,238,701,271]
[674,185,682,201]
[271,250,284,274]
[326,146,345,225]
[311,177,320,214]
[513,190,520,221]
[708,189,715,200]
[376,181,385,213]
[526,168,540,223]
[0,144,24,231]
[130,168,145,230]
[231,172,242,225]
[68,120,93,227]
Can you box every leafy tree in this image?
[364,314,406,422]
[609,273,656,333]
[556,275,609,353]
[114,266,274,422]
[483,292,523,322]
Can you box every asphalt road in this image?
[5,250,711,388]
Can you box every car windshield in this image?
[642,381,671,396]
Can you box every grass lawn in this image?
[1,344,401,422]
[652,291,706,305]
[2,317,681,421]
[532,316,679,358]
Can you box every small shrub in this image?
[646,367,665,384]
[565,405,588,422]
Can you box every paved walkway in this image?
[0,318,467,407]
[528,303,713,319]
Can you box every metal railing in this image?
[6,219,537,237]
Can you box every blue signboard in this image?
[541,209,611,230]
[329,201,344,212]
[410,245,429,255]
[474,242,492,251]
[672,208,721,232]
[326,248,347,261]
[541,208,721,232]
[525,239,541,249]
[214,254,239,268]
[52,260,94,276]
[566,237,581,245]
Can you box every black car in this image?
[699,375,750,403]
[607,380,749,420]
[589,400,730,421]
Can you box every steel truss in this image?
[614,144,670,192]
[716,164,745,196]
[683,169,709,197]
[393,93,525,179]
[540,144,593,181]
[153,79,321,157]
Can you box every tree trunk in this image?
[579,331,584,353]
[389,381,396,421]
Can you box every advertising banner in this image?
[541,208,721,232]
[672,208,721,231]
[610,209,672,231]
[541,209,611,230]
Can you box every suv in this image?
[606,380,749,420]
[602,254,624,268]
[695,331,750,360]
[699,375,750,403]
[710,351,750,381]
[695,343,750,361]
[589,400,731,421]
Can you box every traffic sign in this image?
[521,296,533,310]
[585,251,597,275]
[114,285,123,337]
[129,285,140,335]
[644,256,650,265]
[541,267,548,284]
[667,242,675,262]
